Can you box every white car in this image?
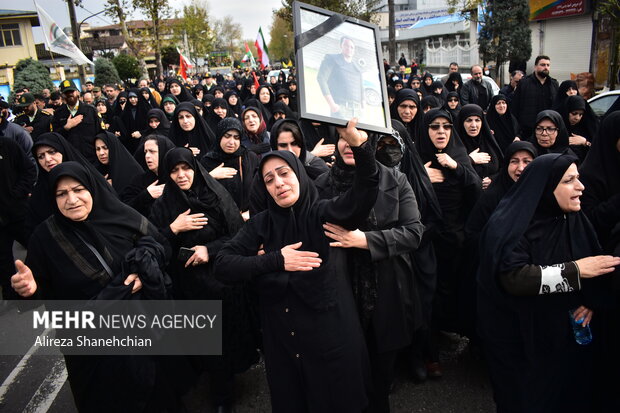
[588,90,620,118]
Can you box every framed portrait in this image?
[293,1,391,134]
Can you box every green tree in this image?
[173,0,214,65]
[269,13,294,61]
[94,57,122,86]
[133,0,172,76]
[597,0,620,89]
[104,0,149,78]
[213,16,243,59]
[12,58,54,94]
[161,45,180,71]
[478,0,531,78]
[276,0,381,29]
[113,53,141,83]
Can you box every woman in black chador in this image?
[557,95,599,162]
[314,127,424,412]
[201,117,259,217]
[486,94,521,153]
[417,109,481,374]
[11,161,184,413]
[26,133,104,239]
[117,89,152,155]
[93,131,143,195]
[579,112,620,411]
[528,110,570,155]
[215,120,378,413]
[120,135,176,217]
[168,102,216,159]
[456,104,503,188]
[149,148,259,412]
[140,108,171,138]
[390,89,423,143]
[478,151,620,413]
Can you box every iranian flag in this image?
[177,48,193,80]
[242,42,257,67]
[254,27,270,69]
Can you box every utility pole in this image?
[388,0,396,67]
[66,0,86,87]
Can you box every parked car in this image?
[588,90,620,118]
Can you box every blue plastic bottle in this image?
[568,310,592,345]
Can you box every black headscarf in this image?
[420,72,435,97]
[141,108,170,138]
[133,134,177,175]
[168,102,216,157]
[444,91,461,121]
[201,118,258,212]
[528,110,570,155]
[224,90,242,117]
[552,80,579,110]
[49,161,151,273]
[417,109,480,188]
[559,95,599,143]
[579,111,620,246]
[192,84,205,99]
[466,141,538,239]
[255,85,274,121]
[267,101,296,131]
[140,87,158,108]
[257,151,332,308]
[420,96,442,112]
[431,80,447,103]
[120,88,151,134]
[165,79,193,103]
[240,106,269,148]
[29,133,105,230]
[94,131,144,194]
[478,151,599,310]
[110,91,128,119]
[270,118,327,179]
[152,147,243,244]
[457,104,503,179]
[486,94,520,153]
[390,89,423,143]
[445,72,463,93]
[204,97,232,132]
[390,119,442,229]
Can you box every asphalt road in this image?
[0,315,495,413]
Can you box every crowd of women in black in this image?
[3,58,620,413]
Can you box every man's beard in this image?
[537,70,549,78]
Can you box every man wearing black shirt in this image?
[317,36,364,120]
[13,93,52,141]
[51,79,103,163]
[511,56,559,138]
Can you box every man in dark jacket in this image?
[499,70,524,104]
[460,65,494,109]
[13,93,52,142]
[0,137,36,300]
[511,55,559,138]
[52,79,103,163]
[0,100,33,161]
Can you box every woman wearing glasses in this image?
[529,110,570,155]
[417,109,481,376]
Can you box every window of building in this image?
[0,24,22,47]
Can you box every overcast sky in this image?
[12,0,283,44]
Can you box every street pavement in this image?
[0,315,495,413]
